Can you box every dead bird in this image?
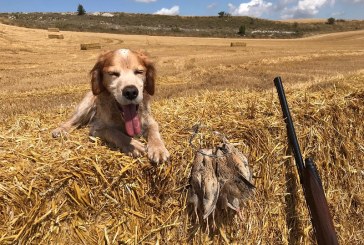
[188,136,254,225]
[218,139,253,183]
[188,149,220,222]
[218,180,245,220]
[216,142,254,189]
[215,143,255,218]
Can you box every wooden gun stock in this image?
[303,158,338,244]
[274,77,338,245]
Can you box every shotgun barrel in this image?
[274,76,338,245]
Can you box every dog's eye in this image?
[108,71,120,77]
[134,69,144,75]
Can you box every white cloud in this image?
[331,11,345,17]
[228,0,273,17]
[207,3,217,9]
[154,5,180,15]
[134,0,157,3]
[281,0,330,18]
[344,0,364,3]
[297,0,328,15]
[274,0,296,11]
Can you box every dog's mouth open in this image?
[117,103,141,137]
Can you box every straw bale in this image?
[48,28,60,32]
[48,34,64,39]
[0,74,363,244]
[80,43,101,50]
[230,42,247,47]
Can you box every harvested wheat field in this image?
[0,23,363,244]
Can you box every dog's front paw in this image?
[147,142,170,164]
[121,139,146,158]
[52,127,68,138]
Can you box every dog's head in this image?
[90,49,156,136]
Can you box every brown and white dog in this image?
[52,49,170,163]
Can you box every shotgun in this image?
[274,76,338,245]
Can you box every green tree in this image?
[218,11,231,18]
[327,17,336,25]
[218,11,226,18]
[77,4,86,16]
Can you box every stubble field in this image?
[0,23,363,244]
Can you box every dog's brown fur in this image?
[52,49,169,163]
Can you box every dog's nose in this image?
[122,85,139,100]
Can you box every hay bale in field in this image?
[48,34,64,39]
[80,43,101,50]
[1,73,363,244]
[230,42,247,47]
[48,28,60,32]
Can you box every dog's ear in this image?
[90,55,105,95]
[145,62,155,96]
[138,51,155,96]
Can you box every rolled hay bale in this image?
[48,34,64,39]
[48,28,60,32]
[230,42,247,47]
[80,43,102,50]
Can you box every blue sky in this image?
[0,0,363,20]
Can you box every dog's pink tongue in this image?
[122,104,141,137]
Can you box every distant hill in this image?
[0,12,363,38]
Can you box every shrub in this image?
[249,17,255,25]
[171,26,181,32]
[238,25,246,35]
[327,17,335,25]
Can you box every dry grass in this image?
[0,24,363,244]
[48,28,60,32]
[278,19,327,24]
